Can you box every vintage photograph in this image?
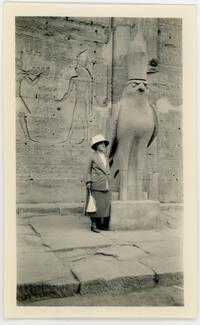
[3,2,197,319]
[15,15,184,307]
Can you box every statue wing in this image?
[147,104,160,148]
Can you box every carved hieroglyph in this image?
[16,18,110,145]
[109,23,159,201]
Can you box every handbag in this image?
[86,190,97,213]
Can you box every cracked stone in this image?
[72,255,154,295]
[96,245,147,261]
[138,255,183,286]
[17,225,36,236]
[56,248,94,264]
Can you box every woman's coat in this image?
[84,151,111,215]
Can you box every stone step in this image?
[17,203,85,217]
[17,256,183,301]
[17,202,183,232]
[17,261,183,301]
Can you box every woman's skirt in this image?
[90,190,111,219]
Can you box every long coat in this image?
[84,151,111,215]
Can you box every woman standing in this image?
[85,134,111,233]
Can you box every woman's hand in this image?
[86,182,91,190]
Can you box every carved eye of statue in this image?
[131,83,137,88]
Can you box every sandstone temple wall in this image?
[16,17,182,204]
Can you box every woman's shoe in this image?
[91,225,100,233]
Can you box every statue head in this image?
[123,79,149,97]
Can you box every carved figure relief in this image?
[109,22,159,201]
[17,47,94,144]
[55,50,93,144]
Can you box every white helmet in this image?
[91,134,109,150]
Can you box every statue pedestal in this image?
[110,200,160,231]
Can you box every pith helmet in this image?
[91,134,109,150]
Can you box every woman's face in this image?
[96,141,106,153]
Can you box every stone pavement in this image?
[17,209,183,301]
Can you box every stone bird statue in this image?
[109,23,159,201]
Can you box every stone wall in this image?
[16,17,182,204]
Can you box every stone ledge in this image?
[17,203,84,216]
[17,281,80,302]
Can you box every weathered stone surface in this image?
[17,252,70,284]
[137,239,182,257]
[111,200,160,230]
[139,255,183,273]
[17,279,80,301]
[56,248,94,264]
[29,216,114,251]
[158,19,182,67]
[96,245,147,261]
[102,228,181,245]
[17,213,183,300]
[18,204,60,216]
[149,173,159,200]
[17,178,85,204]
[72,255,154,295]
[159,203,183,228]
[17,225,35,236]
[139,255,183,286]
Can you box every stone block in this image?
[17,251,70,284]
[159,177,183,203]
[29,216,114,251]
[111,200,160,231]
[17,274,79,301]
[138,255,183,286]
[72,255,154,295]
[159,203,183,228]
[137,239,182,257]
[16,178,85,204]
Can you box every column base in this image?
[111,200,160,231]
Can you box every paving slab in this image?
[137,239,182,257]
[72,255,155,295]
[17,233,44,252]
[138,255,183,286]
[96,245,148,261]
[17,225,36,236]
[29,216,114,251]
[17,260,72,285]
[56,248,95,264]
[102,229,182,245]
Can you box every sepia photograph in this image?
[3,2,197,319]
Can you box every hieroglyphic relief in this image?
[55,49,93,144]
[16,17,111,145]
